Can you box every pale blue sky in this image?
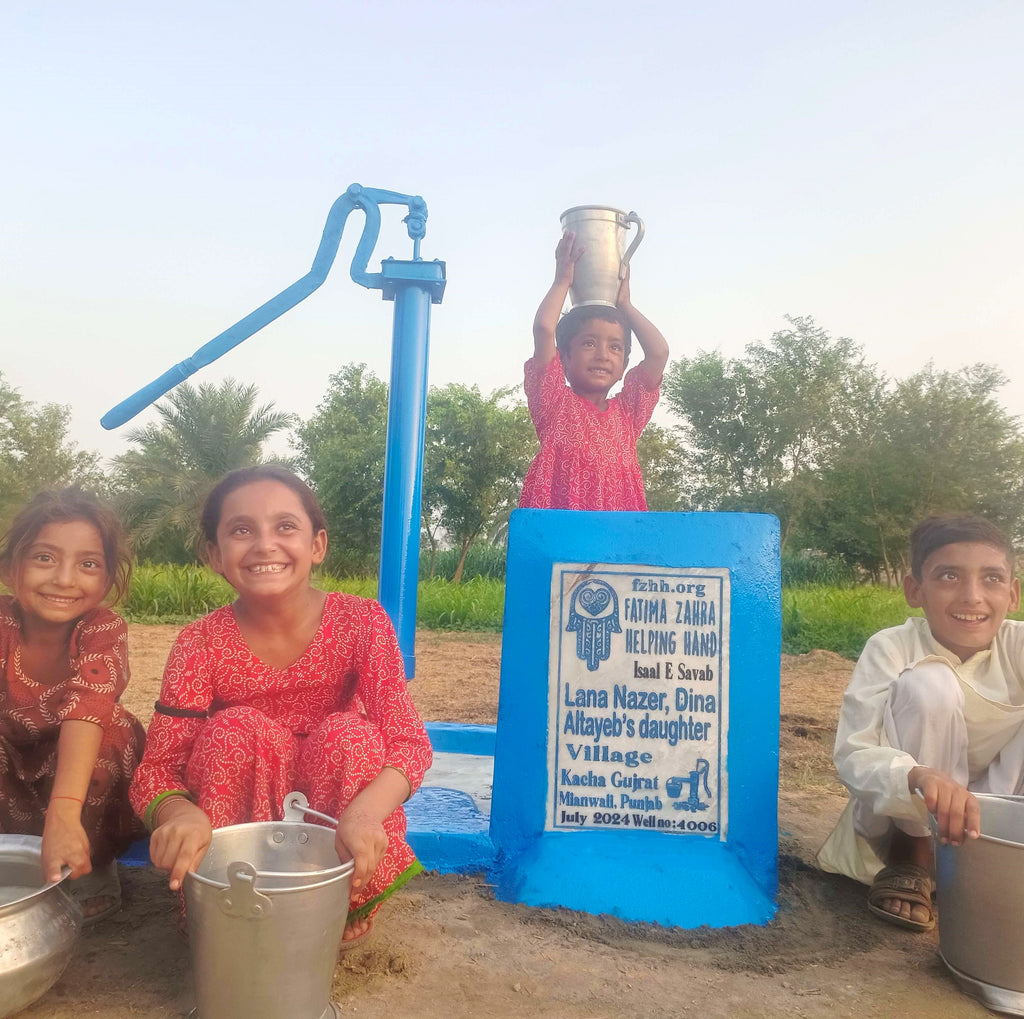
[3,1,1022,461]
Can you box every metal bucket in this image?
[935,793,1024,1015]
[184,793,354,1019]
[559,205,644,307]
[0,835,80,1018]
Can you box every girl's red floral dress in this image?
[130,592,432,919]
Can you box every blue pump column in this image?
[378,258,446,678]
[100,185,445,680]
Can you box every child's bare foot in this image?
[69,859,122,927]
[81,892,119,919]
[339,915,373,950]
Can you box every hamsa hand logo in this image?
[565,579,621,672]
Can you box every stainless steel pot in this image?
[0,835,81,1018]
[935,793,1024,1015]
[184,792,354,1019]
[559,205,644,307]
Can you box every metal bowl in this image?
[0,835,81,1018]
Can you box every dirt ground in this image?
[19,627,994,1018]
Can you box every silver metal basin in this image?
[0,835,81,1018]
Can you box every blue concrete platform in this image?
[120,721,500,875]
[406,722,496,874]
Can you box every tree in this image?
[0,372,101,531]
[661,316,881,548]
[423,384,536,582]
[294,364,389,576]
[637,422,690,512]
[802,363,1024,581]
[111,379,295,562]
[296,367,538,581]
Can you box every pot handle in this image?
[282,790,339,828]
[619,211,645,279]
[219,862,274,919]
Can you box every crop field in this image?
[123,564,1024,659]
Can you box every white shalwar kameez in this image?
[817,617,1024,884]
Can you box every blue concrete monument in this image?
[101,186,782,932]
[490,509,780,928]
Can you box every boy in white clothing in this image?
[817,516,1023,931]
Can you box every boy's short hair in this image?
[555,306,632,364]
[910,515,1016,579]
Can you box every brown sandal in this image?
[867,863,935,932]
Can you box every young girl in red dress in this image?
[0,488,146,923]
[519,231,670,510]
[129,465,432,943]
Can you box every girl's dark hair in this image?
[910,515,1016,579]
[554,305,632,364]
[200,465,328,545]
[0,487,132,604]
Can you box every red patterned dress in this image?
[518,355,660,510]
[0,597,146,865]
[129,592,432,920]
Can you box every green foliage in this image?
[781,554,858,587]
[661,316,879,548]
[782,585,1024,659]
[296,366,539,582]
[0,372,102,532]
[801,363,1024,580]
[110,379,295,563]
[660,316,1024,578]
[121,564,504,630]
[637,423,690,512]
[415,576,504,630]
[781,585,920,658]
[422,383,535,581]
[294,364,388,577]
[420,543,507,581]
[312,573,377,598]
[120,567,1024,656]
[123,564,236,621]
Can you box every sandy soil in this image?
[17,628,992,1018]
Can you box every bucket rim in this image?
[185,866,353,895]
[188,818,355,890]
[0,834,71,914]
[560,204,630,219]
[946,792,1024,849]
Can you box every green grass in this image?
[420,544,507,581]
[782,584,1024,658]
[122,565,1024,659]
[415,576,506,630]
[122,564,505,630]
[122,565,235,622]
[781,585,922,658]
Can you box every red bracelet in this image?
[50,795,84,804]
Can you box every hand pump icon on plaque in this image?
[667,759,713,813]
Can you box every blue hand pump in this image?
[101,183,446,677]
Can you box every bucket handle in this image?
[619,211,645,279]
[218,861,274,920]
[282,791,339,828]
[916,789,1024,844]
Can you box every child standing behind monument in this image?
[519,231,669,511]
[818,515,1024,932]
